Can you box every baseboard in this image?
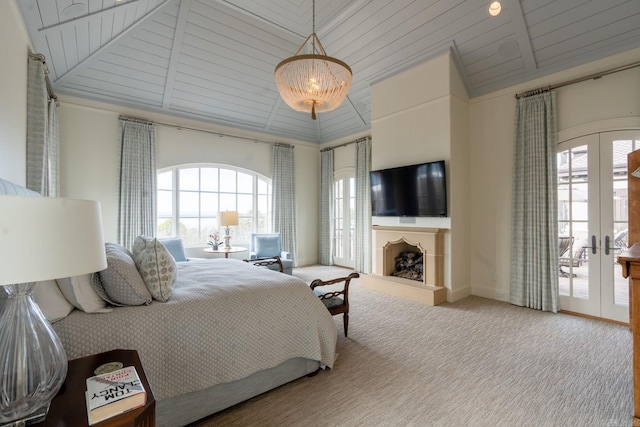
[447,285,472,303]
[472,285,510,302]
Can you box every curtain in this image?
[319,150,334,265]
[510,92,558,312]
[118,119,157,250]
[355,138,372,273]
[26,55,59,196]
[272,144,298,266]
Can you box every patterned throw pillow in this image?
[132,236,177,302]
[99,243,152,306]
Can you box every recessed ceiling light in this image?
[489,1,501,17]
[62,2,87,18]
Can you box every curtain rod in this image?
[29,53,59,106]
[119,115,153,125]
[119,115,283,146]
[515,60,640,99]
[321,136,370,152]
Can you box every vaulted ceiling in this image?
[17,0,640,143]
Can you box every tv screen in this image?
[370,161,447,217]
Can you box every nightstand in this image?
[41,349,155,427]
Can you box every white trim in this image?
[558,118,640,143]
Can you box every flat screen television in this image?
[370,160,447,217]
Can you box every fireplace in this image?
[362,226,447,305]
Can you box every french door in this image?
[333,171,355,268]
[557,131,639,323]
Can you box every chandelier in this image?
[274,0,352,120]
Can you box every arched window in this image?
[157,164,272,246]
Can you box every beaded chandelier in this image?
[274,0,352,120]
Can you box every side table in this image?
[203,246,247,258]
[41,349,155,427]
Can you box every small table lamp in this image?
[0,196,107,426]
[219,211,239,249]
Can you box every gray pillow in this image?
[99,243,152,306]
[132,236,176,302]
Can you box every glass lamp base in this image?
[2,404,49,426]
[0,283,67,426]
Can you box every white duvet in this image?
[52,258,337,400]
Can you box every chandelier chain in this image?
[312,0,316,53]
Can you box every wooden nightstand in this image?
[41,349,155,427]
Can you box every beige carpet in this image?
[191,265,633,427]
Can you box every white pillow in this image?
[57,274,113,313]
[132,236,177,302]
[32,280,75,323]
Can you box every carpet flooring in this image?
[191,265,633,427]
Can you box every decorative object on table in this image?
[85,365,147,425]
[0,196,107,426]
[274,0,352,120]
[94,361,124,375]
[219,211,239,249]
[207,232,221,250]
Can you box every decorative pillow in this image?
[132,236,176,302]
[254,235,281,258]
[158,237,188,262]
[57,275,113,314]
[32,280,76,322]
[99,243,152,306]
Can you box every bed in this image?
[0,178,337,426]
[51,258,337,426]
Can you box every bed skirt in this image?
[156,357,321,427]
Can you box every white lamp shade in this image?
[219,211,239,227]
[0,196,107,286]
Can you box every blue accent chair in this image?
[158,237,204,263]
[249,233,293,275]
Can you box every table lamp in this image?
[219,211,238,249]
[0,196,107,426]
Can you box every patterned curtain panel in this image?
[510,92,559,312]
[319,149,334,265]
[26,55,59,196]
[272,144,298,266]
[46,99,60,196]
[118,119,157,250]
[355,138,372,273]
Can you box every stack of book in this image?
[85,365,147,425]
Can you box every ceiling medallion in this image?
[274,0,352,120]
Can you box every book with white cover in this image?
[85,365,146,425]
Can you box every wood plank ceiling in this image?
[16,0,640,143]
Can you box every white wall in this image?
[0,0,31,184]
[469,47,640,302]
[58,98,320,266]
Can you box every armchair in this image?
[249,233,293,275]
[158,237,204,263]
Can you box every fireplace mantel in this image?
[362,225,447,305]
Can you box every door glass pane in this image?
[557,145,589,299]
[334,180,344,259]
[612,140,633,305]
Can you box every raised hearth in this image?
[362,226,447,305]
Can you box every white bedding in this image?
[52,258,337,401]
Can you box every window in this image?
[157,165,272,246]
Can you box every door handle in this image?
[605,235,610,256]
[591,235,597,254]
